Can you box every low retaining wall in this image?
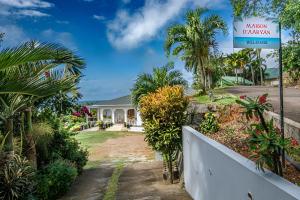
[265,111,300,142]
[183,126,300,200]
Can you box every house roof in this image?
[83,95,132,106]
[265,68,279,80]
[221,76,253,85]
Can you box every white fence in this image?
[183,126,300,200]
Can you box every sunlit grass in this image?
[74,131,129,149]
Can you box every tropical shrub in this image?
[236,94,298,176]
[36,160,77,200]
[199,112,219,134]
[97,120,104,129]
[49,130,88,174]
[140,86,189,183]
[0,155,36,200]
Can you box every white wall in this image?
[183,126,300,200]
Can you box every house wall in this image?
[183,126,300,200]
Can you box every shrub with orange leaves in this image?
[139,85,189,183]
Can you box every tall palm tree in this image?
[131,62,187,105]
[165,8,227,94]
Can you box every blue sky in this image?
[0,0,286,100]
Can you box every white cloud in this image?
[16,9,49,17]
[41,29,77,50]
[56,20,70,24]
[0,0,52,18]
[0,25,29,47]
[93,15,105,21]
[107,0,188,50]
[0,0,52,8]
[107,0,226,50]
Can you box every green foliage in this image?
[280,0,300,33]
[36,160,77,200]
[282,41,300,83]
[131,62,187,105]
[199,112,220,134]
[0,155,36,200]
[49,130,88,174]
[247,119,294,173]
[236,94,292,176]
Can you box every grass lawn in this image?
[74,131,130,149]
[193,87,238,106]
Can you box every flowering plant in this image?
[236,94,299,176]
[72,106,92,117]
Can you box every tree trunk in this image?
[4,118,14,155]
[168,152,173,184]
[25,108,37,169]
[251,65,255,85]
[198,65,206,94]
[235,70,238,84]
[257,49,263,85]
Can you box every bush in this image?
[0,155,36,200]
[50,130,88,174]
[199,112,219,134]
[140,86,188,183]
[36,160,77,200]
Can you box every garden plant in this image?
[237,94,300,176]
[140,86,189,183]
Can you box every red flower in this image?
[72,112,82,117]
[44,71,50,78]
[291,137,299,146]
[258,95,267,104]
[255,130,262,135]
[240,95,247,100]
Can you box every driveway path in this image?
[225,86,300,123]
[61,132,191,200]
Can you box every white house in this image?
[86,95,142,126]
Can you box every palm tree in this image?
[0,41,85,167]
[165,8,227,94]
[225,53,240,83]
[131,62,187,105]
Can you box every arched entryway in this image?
[114,109,125,124]
[103,109,112,122]
[127,109,136,125]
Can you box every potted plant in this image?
[96,120,104,130]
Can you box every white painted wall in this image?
[183,126,300,200]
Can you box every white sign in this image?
[233,17,280,49]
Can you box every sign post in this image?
[233,17,285,168]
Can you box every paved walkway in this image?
[61,133,191,200]
[225,86,300,123]
[106,124,128,132]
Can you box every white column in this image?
[112,109,115,124]
[100,109,103,121]
[136,109,142,126]
[86,107,90,123]
[124,108,128,123]
[97,108,100,121]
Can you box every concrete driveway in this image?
[225,86,300,123]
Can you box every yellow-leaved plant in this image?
[139,86,189,183]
